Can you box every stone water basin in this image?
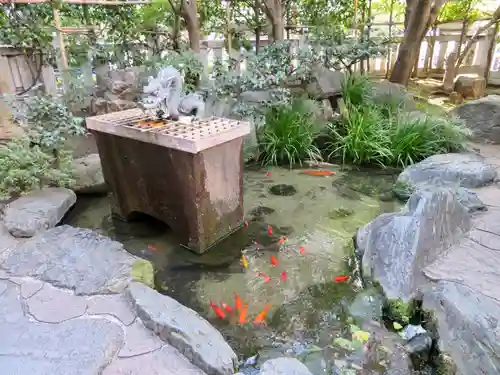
[63,165,401,374]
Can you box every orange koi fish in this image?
[301,170,336,176]
[254,303,272,324]
[267,225,273,236]
[239,303,248,324]
[281,271,287,281]
[299,247,305,254]
[258,272,271,283]
[241,255,249,269]
[234,292,243,312]
[333,275,350,283]
[209,301,226,319]
[270,255,279,266]
[221,302,233,313]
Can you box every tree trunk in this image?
[181,0,201,52]
[172,13,181,51]
[390,0,447,86]
[262,0,284,41]
[485,23,499,81]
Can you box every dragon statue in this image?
[139,66,206,121]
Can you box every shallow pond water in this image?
[63,165,402,374]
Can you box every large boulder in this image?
[369,81,416,111]
[127,281,237,375]
[71,153,107,194]
[0,225,135,295]
[396,153,497,191]
[2,188,76,237]
[358,188,470,301]
[451,95,500,143]
[305,66,344,99]
[259,358,313,375]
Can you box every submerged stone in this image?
[259,357,313,375]
[249,206,275,217]
[269,184,297,196]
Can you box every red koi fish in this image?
[267,225,273,236]
[209,301,226,319]
[234,292,243,312]
[278,237,287,245]
[301,170,336,176]
[221,302,233,313]
[254,303,272,324]
[270,255,279,266]
[244,221,249,228]
[147,245,157,251]
[299,247,305,254]
[258,272,271,283]
[239,303,248,324]
[267,171,271,177]
[334,275,350,283]
[281,271,287,281]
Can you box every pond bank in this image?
[355,144,500,375]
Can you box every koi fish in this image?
[234,292,243,311]
[270,255,279,266]
[239,302,248,324]
[258,271,271,283]
[267,171,271,177]
[254,303,272,324]
[147,245,157,251]
[267,225,273,236]
[299,247,305,254]
[221,302,233,313]
[278,237,286,245]
[209,301,226,319]
[281,271,287,281]
[244,221,249,228]
[333,275,350,283]
[241,255,249,269]
[301,170,336,176]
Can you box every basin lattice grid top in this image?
[86,108,251,154]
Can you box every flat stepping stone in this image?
[0,225,135,295]
[127,282,237,375]
[3,188,76,238]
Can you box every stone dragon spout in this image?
[139,66,206,121]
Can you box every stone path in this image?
[0,224,237,375]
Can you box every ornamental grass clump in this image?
[258,99,322,168]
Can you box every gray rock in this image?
[71,153,108,194]
[451,95,500,143]
[405,332,433,369]
[259,358,313,375]
[0,317,124,375]
[0,280,24,323]
[422,281,500,375]
[26,283,87,323]
[118,319,164,358]
[87,293,137,325]
[0,222,18,259]
[360,188,470,301]
[370,80,416,111]
[1,225,135,295]
[126,282,237,375]
[306,67,344,99]
[397,153,497,190]
[2,188,76,237]
[103,344,207,375]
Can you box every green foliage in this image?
[0,137,75,199]
[258,99,322,168]
[439,0,487,23]
[327,98,470,168]
[9,95,86,150]
[341,74,372,106]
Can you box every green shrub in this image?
[327,100,392,166]
[0,137,75,199]
[258,99,322,167]
[341,73,372,107]
[327,101,471,168]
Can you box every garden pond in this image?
[64,164,410,375]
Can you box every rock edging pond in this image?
[354,151,500,375]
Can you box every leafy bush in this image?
[341,74,372,107]
[258,99,322,167]
[0,137,75,199]
[327,100,471,168]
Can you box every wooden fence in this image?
[1,20,500,97]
